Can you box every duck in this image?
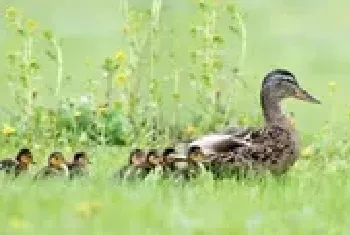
[66,152,91,179]
[0,148,36,177]
[34,152,69,180]
[188,69,321,177]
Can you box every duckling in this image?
[148,149,167,170]
[146,148,178,180]
[34,152,69,180]
[164,146,208,181]
[114,148,150,181]
[0,148,36,177]
[67,152,91,179]
[188,69,321,177]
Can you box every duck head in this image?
[261,69,321,104]
[261,69,321,125]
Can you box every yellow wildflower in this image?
[115,72,127,85]
[97,105,108,116]
[184,125,196,136]
[2,124,15,136]
[26,19,38,32]
[5,7,17,20]
[8,217,28,230]
[115,50,126,63]
[301,145,315,158]
[75,200,102,219]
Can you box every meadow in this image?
[1,0,350,234]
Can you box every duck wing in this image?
[213,125,296,175]
[188,134,253,155]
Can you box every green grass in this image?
[1,158,350,235]
[1,0,350,234]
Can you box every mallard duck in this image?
[114,148,150,181]
[188,69,321,176]
[67,152,91,179]
[0,148,36,177]
[34,152,69,180]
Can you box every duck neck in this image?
[261,93,291,128]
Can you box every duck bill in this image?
[295,88,321,104]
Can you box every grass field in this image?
[1,0,350,234]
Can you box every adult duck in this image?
[188,69,321,176]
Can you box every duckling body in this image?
[67,152,91,179]
[188,69,321,177]
[34,165,69,180]
[0,158,17,174]
[114,149,151,182]
[34,152,69,180]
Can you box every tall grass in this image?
[1,0,247,154]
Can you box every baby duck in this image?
[67,152,91,179]
[168,146,209,181]
[115,148,150,181]
[34,152,69,180]
[145,149,172,180]
[0,148,36,178]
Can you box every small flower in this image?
[301,145,315,158]
[184,125,196,136]
[2,124,15,136]
[97,104,108,116]
[115,72,127,85]
[26,19,38,32]
[8,217,28,230]
[115,50,126,63]
[75,201,102,219]
[5,7,17,21]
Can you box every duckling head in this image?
[147,149,163,166]
[73,151,91,166]
[187,146,207,162]
[129,148,147,167]
[16,148,36,167]
[48,152,67,168]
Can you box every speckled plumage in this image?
[188,69,321,177]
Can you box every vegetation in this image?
[1,0,350,234]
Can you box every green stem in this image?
[53,39,63,98]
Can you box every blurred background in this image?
[0,0,349,144]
